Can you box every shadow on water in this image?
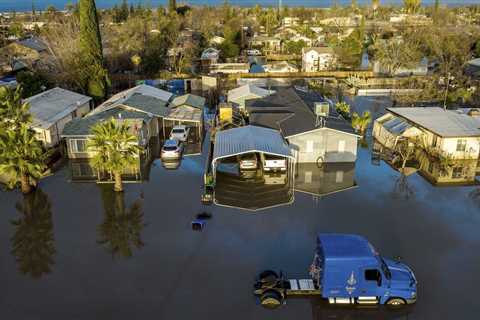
[10,188,55,279]
[97,186,146,258]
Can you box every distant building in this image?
[251,35,282,53]
[282,17,300,27]
[263,61,299,73]
[25,87,93,148]
[373,107,480,160]
[227,84,275,110]
[209,63,250,74]
[302,47,336,72]
[209,36,225,45]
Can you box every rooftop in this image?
[122,94,169,117]
[387,107,480,137]
[62,107,150,136]
[16,37,48,52]
[25,87,92,129]
[170,94,206,110]
[93,84,172,115]
[303,46,335,55]
[246,87,357,137]
[213,125,293,163]
[227,84,275,102]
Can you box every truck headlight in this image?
[411,291,416,298]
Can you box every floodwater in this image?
[1,96,480,319]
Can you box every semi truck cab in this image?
[254,234,417,308]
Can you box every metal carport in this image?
[212,125,296,182]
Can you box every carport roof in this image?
[213,125,293,162]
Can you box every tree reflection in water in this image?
[97,186,145,258]
[11,188,55,278]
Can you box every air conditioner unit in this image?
[314,102,330,117]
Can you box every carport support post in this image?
[162,118,166,139]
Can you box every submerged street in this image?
[1,97,480,319]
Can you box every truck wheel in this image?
[386,298,406,307]
[258,270,278,284]
[260,290,283,309]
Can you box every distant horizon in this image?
[1,0,479,13]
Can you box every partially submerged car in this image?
[161,139,183,160]
[254,233,417,309]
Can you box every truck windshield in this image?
[381,258,392,280]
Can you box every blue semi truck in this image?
[254,234,417,308]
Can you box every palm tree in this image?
[88,118,142,192]
[351,111,372,136]
[0,86,48,194]
[0,124,48,194]
[0,86,32,127]
[404,0,421,14]
[11,188,55,278]
[97,186,145,258]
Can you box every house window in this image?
[304,171,312,184]
[452,167,463,179]
[456,139,467,152]
[335,171,344,183]
[70,139,87,153]
[338,140,346,153]
[306,141,314,153]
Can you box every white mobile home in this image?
[373,107,480,160]
[26,87,93,148]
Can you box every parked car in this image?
[238,153,258,171]
[247,49,261,56]
[170,125,190,142]
[261,154,287,172]
[254,234,417,309]
[161,139,183,160]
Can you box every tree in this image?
[97,186,145,258]
[11,188,55,278]
[373,37,422,76]
[88,118,142,192]
[335,101,351,119]
[16,71,48,98]
[120,0,129,21]
[0,87,48,194]
[169,0,176,13]
[79,0,109,99]
[351,111,372,136]
[404,0,421,14]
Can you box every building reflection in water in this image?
[213,166,295,211]
[97,186,146,258]
[67,136,204,181]
[295,163,357,199]
[11,188,55,278]
[213,161,357,211]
